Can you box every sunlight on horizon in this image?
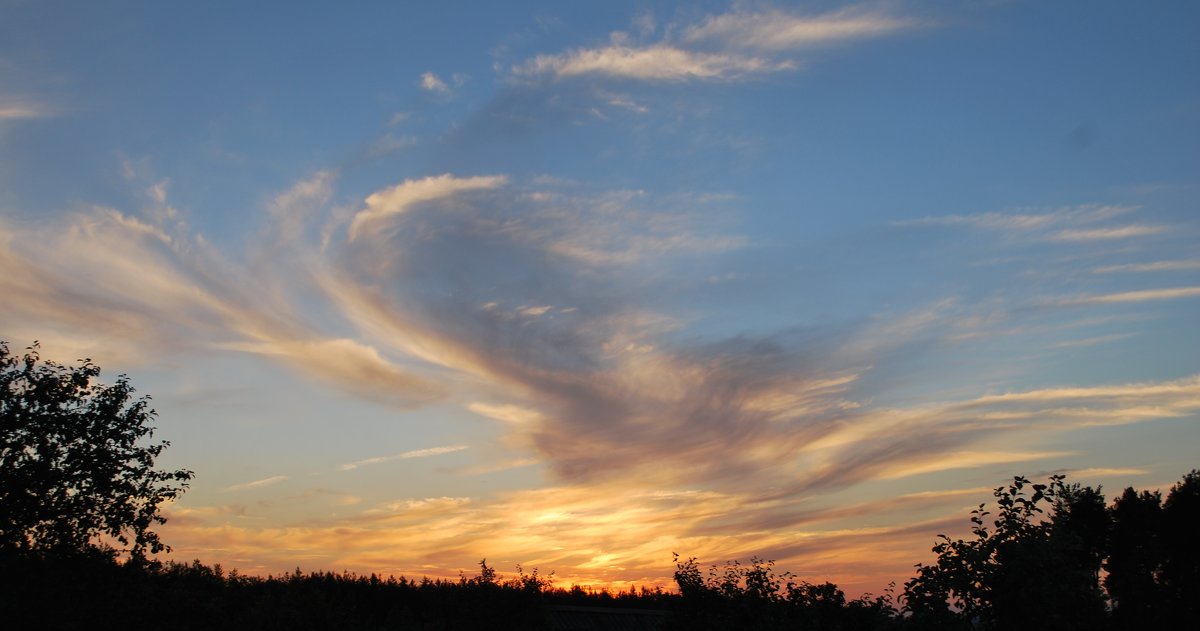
[2,1,1197,596]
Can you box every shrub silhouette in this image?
[669,553,897,630]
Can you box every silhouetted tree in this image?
[0,341,193,559]
[1161,469,1200,622]
[902,474,1107,630]
[1047,481,1110,625]
[1106,486,1164,627]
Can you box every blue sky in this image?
[2,1,1198,593]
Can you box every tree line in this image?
[2,341,1197,629]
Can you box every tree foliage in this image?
[901,474,1109,630]
[0,341,193,558]
[903,470,1200,630]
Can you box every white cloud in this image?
[0,183,444,409]
[876,450,1074,480]
[340,445,469,471]
[511,6,922,84]
[225,337,443,408]
[0,105,41,120]
[683,8,920,50]
[514,44,790,82]
[419,71,450,94]
[226,475,289,492]
[0,97,51,121]
[603,93,648,113]
[468,402,545,426]
[1067,467,1149,478]
[266,170,336,245]
[899,204,1135,232]
[1058,286,1200,305]
[1048,225,1164,241]
[518,305,554,317]
[1051,333,1136,348]
[1094,259,1200,274]
[347,173,507,241]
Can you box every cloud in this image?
[452,458,541,476]
[754,373,1200,498]
[17,173,1189,515]
[898,204,1137,233]
[365,134,418,159]
[0,180,444,408]
[875,450,1074,480]
[266,170,336,246]
[340,445,469,471]
[0,104,43,120]
[518,305,554,317]
[1048,225,1164,241]
[0,97,53,121]
[155,471,1044,596]
[511,5,921,83]
[224,338,443,409]
[7,160,1197,596]
[601,92,648,113]
[1066,467,1149,478]
[1058,286,1200,305]
[419,72,450,94]
[514,45,791,82]
[682,7,920,50]
[160,360,1187,588]
[226,475,289,492]
[468,402,545,426]
[347,173,507,241]
[1094,259,1200,273]
[1051,332,1136,348]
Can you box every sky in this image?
[1,0,1198,596]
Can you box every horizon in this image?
[1,1,1198,596]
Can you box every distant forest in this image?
[3,342,1198,629]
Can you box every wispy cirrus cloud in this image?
[512,5,923,82]
[226,475,289,492]
[1051,332,1137,348]
[1057,286,1200,306]
[874,450,1075,480]
[347,173,507,241]
[1094,259,1200,273]
[514,44,791,82]
[5,163,1192,504]
[1048,225,1165,241]
[1063,467,1150,478]
[0,179,445,409]
[897,204,1140,235]
[5,160,1196,594]
[340,445,469,471]
[682,7,921,50]
[0,96,55,121]
[0,104,44,120]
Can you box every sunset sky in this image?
[2,1,1198,595]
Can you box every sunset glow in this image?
[2,1,1197,597]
